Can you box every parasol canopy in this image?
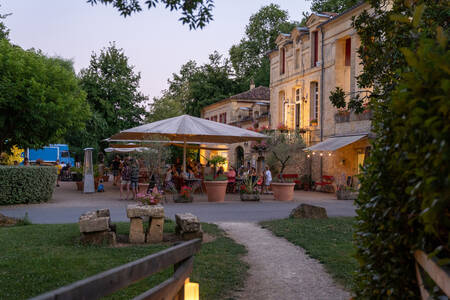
[109,114,267,144]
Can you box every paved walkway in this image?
[0,181,355,224]
[218,222,350,300]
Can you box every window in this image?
[61,151,69,158]
[211,115,218,122]
[310,82,319,121]
[295,49,300,69]
[295,88,301,128]
[280,48,286,74]
[219,114,223,123]
[312,31,319,67]
[345,38,351,66]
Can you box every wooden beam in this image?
[414,250,450,297]
[133,257,193,300]
[30,239,201,300]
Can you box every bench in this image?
[314,175,334,192]
[282,174,302,188]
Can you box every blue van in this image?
[26,144,75,166]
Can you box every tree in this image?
[0,6,10,40]
[352,0,449,297]
[86,0,214,29]
[146,95,184,123]
[311,0,360,14]
[229,4,299,87]
[70,43,148,153]
[0,40,89,153]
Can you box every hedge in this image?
[0,166,57,205]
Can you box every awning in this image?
[305,134,367,151]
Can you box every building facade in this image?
[201,85,270,171]
[269,3,372,185]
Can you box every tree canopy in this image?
[0,40,89,153]
[86,0,214,29]
[229,4,299,88]
[66,43,147,156]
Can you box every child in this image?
[97,179,105,192]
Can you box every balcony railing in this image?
[335,110,373,123]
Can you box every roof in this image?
[305,134,368,151]
[229,86,270,101]
[318,2,367,28]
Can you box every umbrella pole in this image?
[183,141,187,174]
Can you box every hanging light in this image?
[184,278,199,300]
[320,152,323,156]
[328,152,332,156]
[312,152,315,155]
[307,154,311,158]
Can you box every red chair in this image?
[314,175,334,190]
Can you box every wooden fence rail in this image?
[30,238,202,300]
[414,250,450,299]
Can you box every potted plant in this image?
[266,131,306,201]
[174,185,194,203]
[310,119,318,126]
[240,176,260,201]
[71,167,84,191]
[336,185,358,200]
[139,186,162,205]
[204,174,228,202]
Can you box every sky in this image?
[2,0,311,103]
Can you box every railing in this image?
[335,110,373,123]
[31,238,202,300]
[414,250,450,299]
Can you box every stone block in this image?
[180,230,203,241]
[129,217,145,243]
[97,208,110,218]
[175,213,200,233]
[81,231,116,246]
[126,204,164,218]
[289,204,328,219]
[146,217,164,243]
[79,216,110,233]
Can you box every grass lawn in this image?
[0,221,248,300]
[260,217,357,289]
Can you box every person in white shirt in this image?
[263,166,272,194]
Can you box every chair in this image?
[314,175,335,191]
[227,175,236,193]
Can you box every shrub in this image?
[0,166,57,205]
[353,33,449,297]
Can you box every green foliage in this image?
[67,43,147,155]
[311,0,360,14]
[0,166,57,205]
[204,174,227,181]
[146,96,183,123]
[87,0,214,29]
[266,131,306,179]
[207,154,226,168]
[261,217,357,289]
[0,5,10,40]
[353,2,450,297]
[229,4,299,87]
[0,40,90,153]
[329,87,347,109]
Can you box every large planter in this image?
[240,193,260,201]
[76,181,84,191]
[271,182,295,201]
[204,181,228,202]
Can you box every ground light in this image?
[184,278,199,300]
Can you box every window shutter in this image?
[345,38,351,66]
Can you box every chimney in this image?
[250,79,255,90]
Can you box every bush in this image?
[353,33,449,297]
[0,166,57,205]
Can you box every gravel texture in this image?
[218,222,350,300]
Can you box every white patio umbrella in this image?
[109,114,268,172]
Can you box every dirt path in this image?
[218,222,350,300]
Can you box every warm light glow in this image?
[312,152,315,155]
[320,152,323,156]
[307,154,310,158]
[184,278,199,300]
[328,152,332,156]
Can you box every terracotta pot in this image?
[204,181,228,202]
[76,181,84,191]
[271,182,296,201]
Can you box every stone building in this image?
[201,84,270,171]
[268,3,372,185]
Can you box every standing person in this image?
[23,158,30,166]
[55,159,62,187]
[263,166,272,194]
[130,158,140,200]
[120,161,130,200]
[111,155,121,186]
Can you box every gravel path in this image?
[218,222,350,300]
